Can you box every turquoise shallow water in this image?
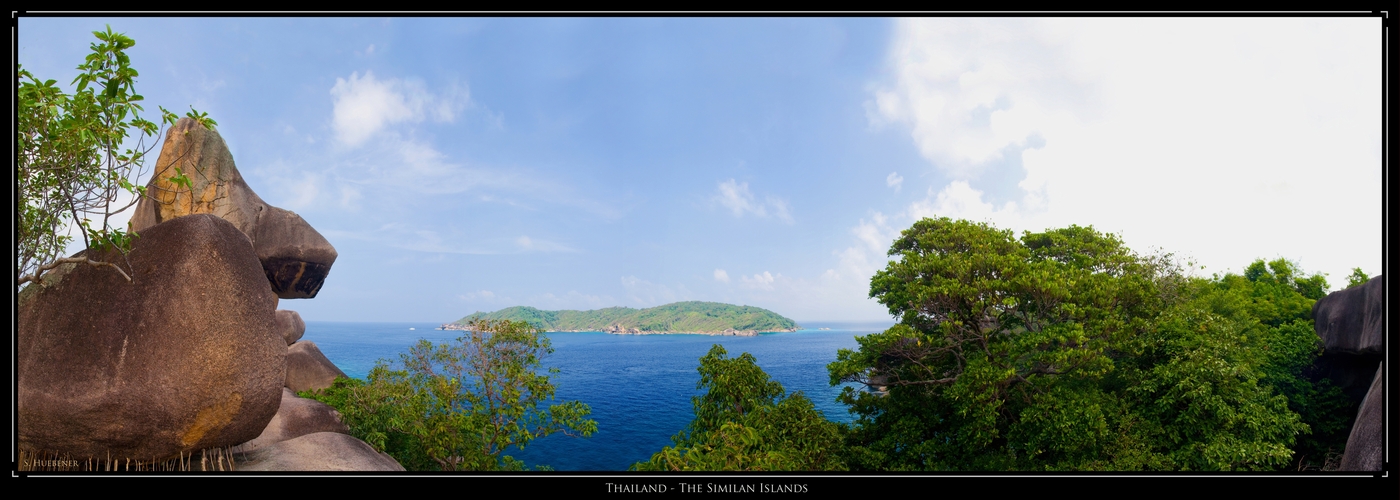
[301,321,891,471]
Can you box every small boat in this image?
[409,327,416,331]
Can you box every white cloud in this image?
[330,71,472,147]
[715,179,757,215]
[905,182,1029,231]
[870,18,1093,177]
[872,18,1381,289]
[714,179,794,223]
[713,269,730,283]
[739,271,778,291]
[886,171,903,191]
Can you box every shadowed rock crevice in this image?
[1312,275,1385,472]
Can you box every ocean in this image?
[301,320,892,471]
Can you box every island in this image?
[441,301,799,336]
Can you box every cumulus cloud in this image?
[739,271,779,291]
[713,269,730,283]
[870,18,1094,177]
[886,172,903,191]
[820,212,900,295]
[714,179,793,223]
[330,71,472,147]
[870,17,1380,290]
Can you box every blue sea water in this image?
[301,321,892,471]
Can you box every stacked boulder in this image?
[18,214,285,461]
[233,389,402,471]
[18,118,399,471]
[128,118,336,300]
[1312,275,1385,471]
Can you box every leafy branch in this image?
[16,25,214,290]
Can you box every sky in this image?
[17,16,1384,323]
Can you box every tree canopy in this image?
[632,345,844,471]
[829,217,1323,471]
[17,25,214,291]
[303,319,596,471]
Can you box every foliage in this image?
[1345,268,1370,289]
[1200,259,1352,470]
[632,345,845,471]
[458,301,799,333]
[303,319,596,471]
[16,25,214,290]
[829,217,1319,471]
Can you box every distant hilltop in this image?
[444,301,799,336]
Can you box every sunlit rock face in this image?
[236,432,406,471]
[284,341,348,394]
[18,214,285,460]
[130,118,336,299]
[234,388,350,453]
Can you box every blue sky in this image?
[18,16,1383,323]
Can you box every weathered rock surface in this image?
[130,117,336,299]
[18,214,285,460]
[1313,275,1384,356]
[1339,365,1383,471]
[286,341,348,393]
[1312,275,1386,403]
[236,432,405,471]
[276,309,307,345]
[235,388,350,453]
[252,206,338,298]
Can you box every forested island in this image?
[443,301,799,335]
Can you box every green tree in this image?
[16,25,214,291]
[829,217,1309,471]
[304,319,596,471]
[1345,267,1370,289]
[1198,259,1352,470]
[632,345,845,471]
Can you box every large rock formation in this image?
[18,214,286,460]
[236,432,405,471]
[1312,275,1385,472]
[1339,367,1383,471]
[234,388,350,453]
[130,118,336,299]
[285,341,348,393]
[1313,274,1384,356]
[276,309,307,345]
